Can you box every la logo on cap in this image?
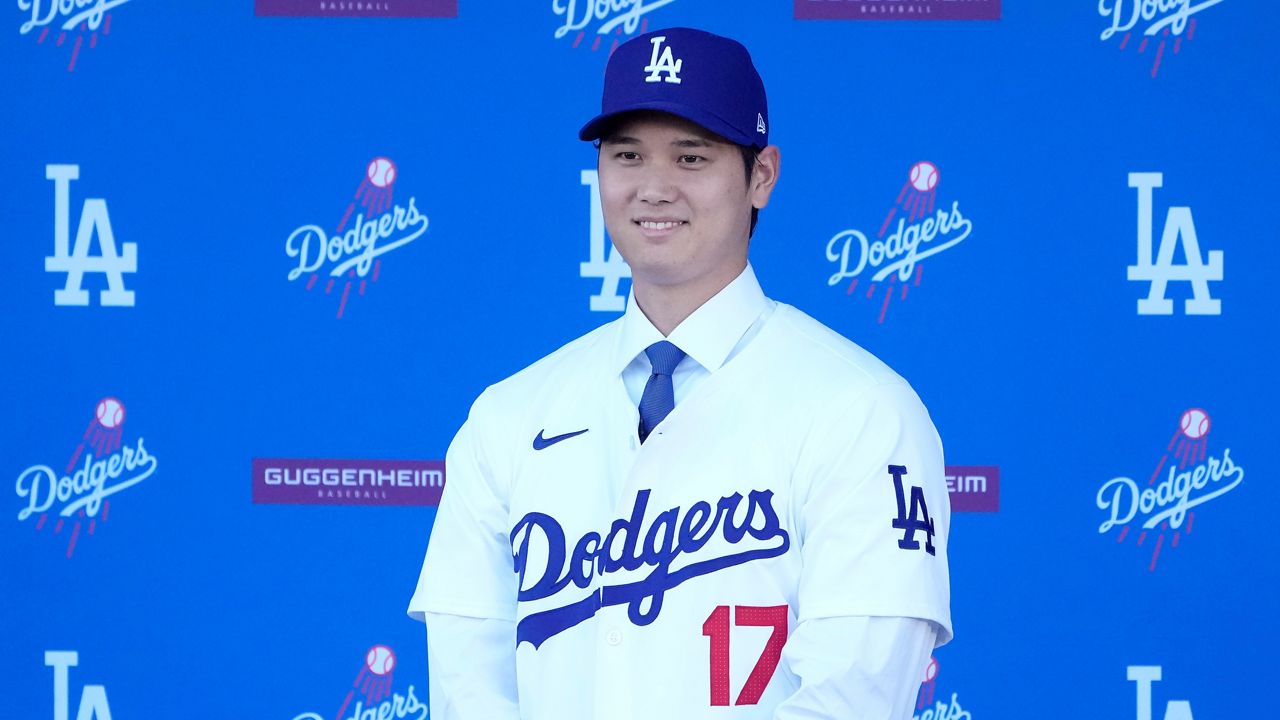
[644,36,683,84]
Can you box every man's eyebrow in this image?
[672,137,715,148]
[601,135,641,145]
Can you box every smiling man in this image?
[408,27,951,720]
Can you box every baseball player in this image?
[408,27,951,720]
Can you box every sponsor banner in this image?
[1096,409,1243,572]
[255,0,458,17]
[252,458,444,506]
[945,465,999,512]
[795,0,1000,21]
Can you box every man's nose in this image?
[636,166,678,204]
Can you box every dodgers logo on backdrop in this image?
[1098,0,1224,77]
[579,168,632,312]
[1128,666,1197,720]
[1096,408,1243,572]
[251,458,444,507]
[794,0,1001,21]
[43,651,113,720]
[825,161,974,323]
[553,0,677,54]
[14,397,158,559]
[17,0,129,71]
[44,164,137,308]
[512,487,790,648]
[1127,172,1222,315]
[284,157,429,319]
[289,645,427,720]
[254,0,458,17]
[913,657,974,720]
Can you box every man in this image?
[408,27,951,720]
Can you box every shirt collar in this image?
[612,264,769,376]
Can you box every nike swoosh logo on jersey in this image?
[532,428,589,450]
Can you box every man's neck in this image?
[632,261,747,336]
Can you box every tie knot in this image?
[644,340,686,376]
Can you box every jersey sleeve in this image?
[792,380,952,645]
[408,392,517,623]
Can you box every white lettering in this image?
[827,201,972,286]
[551,0,677,40]
[285,198,428,281]
[16,439,156,521]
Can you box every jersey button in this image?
[605,629,623,646]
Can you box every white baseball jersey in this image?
[409,266,951,719]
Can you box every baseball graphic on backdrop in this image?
[909,161,939,192]
[366,645,396,676]
[95,397,125,428]
[367,157,397,188]
[1180,408,1210,439]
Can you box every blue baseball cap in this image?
[579,27,769,148]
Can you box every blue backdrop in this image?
[4,2,1277,718]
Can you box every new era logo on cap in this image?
[579,27,770,148]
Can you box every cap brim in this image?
[578,100,757,147]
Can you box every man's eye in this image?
[617,152,640,161]
[679,155,704,165]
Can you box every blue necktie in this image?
[638,340,687,443]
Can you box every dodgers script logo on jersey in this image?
[553,0,676,54]
[511,487,790,648]
[42,651,114,720]
[1127,665,1198,720]
[14,397,158,559]
[283,157,429,319]
[1099,0,1224,77]
[287,645,427,720]
[43,164,137,308]
[17,0,128,72]
[579,168,632,312]
[825,161,974,323]
[1096,408,1243,572]
[1127,172,1222,316]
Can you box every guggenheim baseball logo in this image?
[826,161,974,323]
[554,0,677,54]
[18,0,129,72]
[289,644,427,720]
[1099,0,1224,78]
[1096,408,1243,572]
[14,398,157,559]
[253,458,444,507]
[795,0,1000,20]
[284,157,429,319]
[255,0,457,17]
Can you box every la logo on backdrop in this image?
[553,0,678,54]
[289,645,427,720]
[42,651,114,720]
[44,164,137,308]
[17,0,130,72]
[283,157,430,319]
[1127,666,1198,720]
[14,398,158,559]
[1098,0,1225,78]
[1096,408,1244,572]
[825,161,974,323]
[1127,172,1222,316]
